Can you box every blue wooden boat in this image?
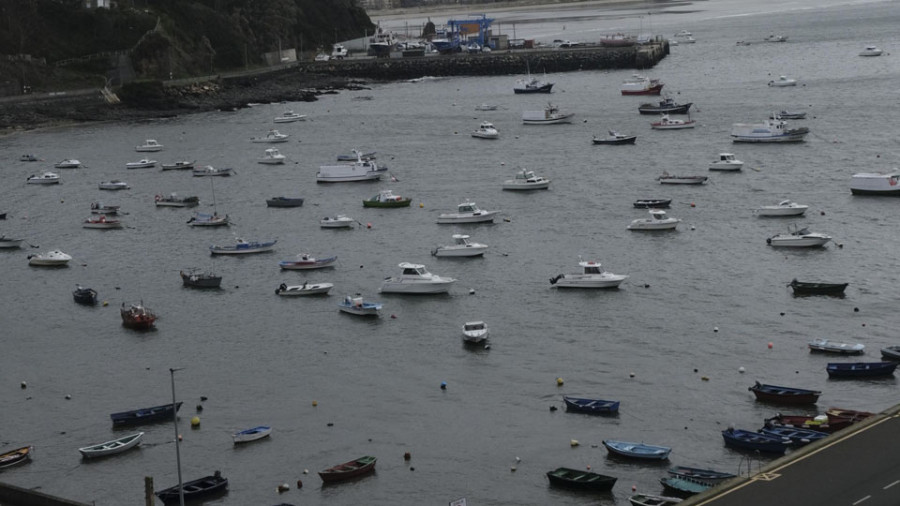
[546,467,617,491]
[826,361,898,378]
[602,440,671,460]
[156,470,227,504]
[721,428,790,454]
[659,476,710,496]
[110,402,182,427]
[667,465,735,484]
[563,395,620,415]
[748,382,821,405]
[758,426,829,446]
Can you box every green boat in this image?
[362,189,411,208]
[546,467,617,491]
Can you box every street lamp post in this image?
[170,368,185,506]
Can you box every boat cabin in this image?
[457,202,481,214]
[464,322,486,331]
[452,234,472,245]
[718,153,737,162]
[400,263,429,277]
[649,210,669,220]
[580,261,604,274]
[515,170,538,181]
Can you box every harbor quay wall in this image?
[296,42,669,80]
[0,481,91,506]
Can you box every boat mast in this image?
[169,368,185,506]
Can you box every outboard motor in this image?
[549,274,565,285]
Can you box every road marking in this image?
[852,496,871,505]
[752,472,781,481]
[885,480,900,489]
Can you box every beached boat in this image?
[90,202,120,214]
[808,338,864,355]
[317,152,385,183]
[180,269,222,288]
[279,254,337,270]
[638,97,692,115]
[471,121,499,139]
[54,159,81,168]
[593,131,637,145]
[155,193,199,208]
[338,295,382,316]
[320,215,356,228]
[721,428,789,454]
[767,225,831,247]
[602,440,671,460]
[563,395,620,414]
[758,426,829,446]
[731,117,809,143]
[210,238,276,255]
[156,471,228,504]
[546,467,617,491]
[881,346,900,361]
[161,160,195,170]
[266,196,304,208]
[651,114,696,130]
[620,74,664,95]
[756,200,808,217]
[275,282,334,296]
[83,215,123,229]
[274,110,306,123]
[658,174,707,184]
[826,408,875,424]
[667,466,736,484]
[522,103,574,125]
[363,189,411,208]
[319,455,377,483]
[850,172,900,196]
[79,432,143,459]
[502,169,551,190]
[73,285,98,305]
[859,45,883,57]
[125,159,157,169]
[250,129,289,143]
[432,234,488,257]
[99,180,129,190]
[232,426,272,443]
[380,262,456,294]
[462,321,489,345]
[258,148,286,165]
[27,172,60,184]
[629,493,683,505]
[0,236,24,249]
[110,402,181,426]
[0,446,33,469]
[135,139,163,152]
[120,303,157,329]
[788,279,847,295]
[633,198,671,208]
[28,250,72,266]
[709,153,743,171]
[628,209,680,231]
[187,212,229,227]
[826,362,897,378]
[768,75,797,87]
[749,382,821,405]
[192,165,233,177]
[550,260,628,288]
[437,202,500,224]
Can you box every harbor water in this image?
[2,0,899,504]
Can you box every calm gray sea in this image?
[2,1,899,504]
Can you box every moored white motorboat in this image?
[192,165,233,177]
[278,253,337,270]
[320,215,355,228]
[161,160,195,170]
[474,103,499,111]
[275,282,334,296]
[54,159,81,169]
[28,249,72,266]
[0,236,24,249]
[258,148,286,164]
[317,151,385,183]
[731,117,809,143]
[502,169,550,190]
[770,110,807,120]
[432,234,488,257]
[338,294,382,316]
[135,139,163,152]
[620,74,664,95]
[27,172,60,184]
[709,153,744,171]
[592,131,637,145]
[79,432,144,459]
[756,200,808,216]
[627,209,681,231]
[232,426,273,443]
[658,173,707,185]
[437,202,500,224]
[549,260,629,288]
[98,180,129,190]
[767,225,832,247]
[522,103,574,125]
[651,114,695,130]
[83,215,123,229]
[462,321,489,344]
[850,172,900,196]
[768,75,797,87]
[859,45,883,57]
[274,110,306,123]
[380,262,456,294]
[471,121,499,139]
[125,159,157,169]
[250,129,290,143]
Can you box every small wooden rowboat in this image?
[629,493,683,505]
[0,446,33,469]
[318,455,377,483]
[156,471,228,504]
[602,440,671,460]
[788,279,848,295]
[546,467,617,491]
[233,426,272,444]
[721,428,790,454]
[79,432,143,458]
[110,402,182,426]
[826,361,897,378]
[749,382,821,405]
[667,465,735,484]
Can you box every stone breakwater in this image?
[298,43,669,80]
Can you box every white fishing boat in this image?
[709,153,744,171]
[437,202,500,224]
[620,74,664,95]
[549,260,629,288]
[502,169,551,190]
[859,45,883,57]
[161,160,195,171]
[338,294,382,316]
[26,172,60,184]
[731,117,809,143]
[98,180,129,190]
[627,209,681,231]
[522,103,574,125]
[651,114,696,130]
[316,151,385,183]
[192,165,233,177]
[471,121,499,139]
[767,224,832,247]
[125,159,157,169]
[850,172,900,196]
[432,234,488,257]
[274,110,306,123]
[135,139,164,152]
[658,173,707,185]
[462,321,489,344]
[320,215,355,228]
[258,148,286,165]
[275,282,334,296]
[28,250,72,266]
[380,262,456,294]
[54,159,81,169]
[756,200,808,216]
[79,432,144,459]
[250,129,290,143]
[768,75,797,87]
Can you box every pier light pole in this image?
[170,367,185,506]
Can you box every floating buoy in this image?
[714,326,719,332]
[586,464,591,470]
[510,466,517,472]
[440,381,447,390]
[410,467,415,471]
[690,202,696,207]
[327,422,334,427]
[690,225,696,230]
[65,394,71,400]
[516,456,521,462]
[190,416,200,427]
[854,307,860,312]
[469,289,475,295]
[739,366,745,373]
[296,479,303,489]
[312,400,318,407]
[629,372,635,378]
[780,312,785,316]
[768,342,774,349]
[503,217,511,222]
[103,301,108,306]
[644,284,650,288]
[419,203,424,208]
[556,377,564,386]
[701,376,709,381]
[178,434,183,441]
[632,485,637,492]
[20,381,26,389]
[693,368,698,373]
[366,222,372,228]
[200,396,208,401]
[390,314,397,319]
[277,483,289,493]
[570,439,579,447]
[404,451,411,460]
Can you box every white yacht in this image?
[320,215,355,228]
[432,234,488,257]
[27,172,60,184]
[709,153,744,171]
[768,75,797,87]
[850,171,900,195]
[28,250,72,266]
[627,209,680,231]
[549,261,629,288]
[54,159,81,168]
[380,263,456,294]
[436,202,500,224]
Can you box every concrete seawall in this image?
[0,482,91,506]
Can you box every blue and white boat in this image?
[209,238,276,255]
[338,294,382,316]
[602,440,671,460]
[758,426,829,446]
[563,395,620,415]
[233,425,272,444]
[721,428,790,454]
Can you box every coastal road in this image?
[688,411,900,506]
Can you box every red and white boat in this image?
[651,114,695,130]
[620,74,664,95]
[120,303,157,329]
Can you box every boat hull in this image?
[633,199,671,208]
[156,473,228,505]
[210,245,275,255]
[757,207,807,216]
[436,212,499,224]
[110,402,181,427]
[380,281,454,294]
[0,446,33,469]
[279,257,337,270]
[621,84,664,95]
[789,280,847,295]
[523,114,575,125]
[433,246,487,257]
[563,396,620,414]
[593,136,637,145]
[502,181,550,190]
[602,440,671,460]
[363,199,412,208]
[722,429,789,454]
[233,426,272,443]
